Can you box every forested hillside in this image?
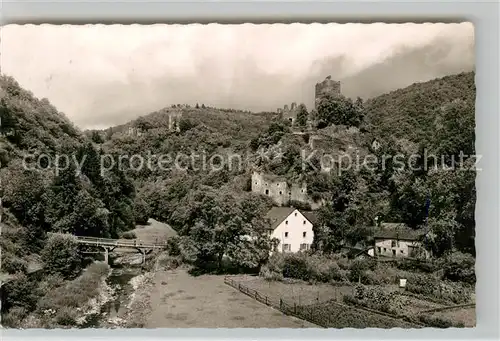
[0,76,137,275]
[94,71,476,262]
[362,71,475,145]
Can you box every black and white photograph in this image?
[0,22,476,329]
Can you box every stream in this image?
[81,264,143,328]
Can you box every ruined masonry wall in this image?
[251,172,311,207]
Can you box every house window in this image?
[285,232,288,238]
[254,182,257,185]
[400,250,404,254]
[392,250,396,256]
[300,243,309,251]
[279,191,282,195]
[285,220,288,225]
[377,247,381,253]
[303,232,306,237]
[391,240,397,247]
[282,244,291,252]
[383,248,387,252]
[294,212,297,217]
[303,220,306,225]
[288,192,292,196]
[265,189,269,195]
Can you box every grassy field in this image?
[428,307,476,327]
[114,219,177,254]
[231,275,403,306]
[146,269,317,328]
[128,219,177,243]
[231,275,353,305]
[297,300,419,329]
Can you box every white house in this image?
[264,207,316,253]
[373,224,430,259]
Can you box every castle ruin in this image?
[276,76,342,123]
[315,75,341,110]
[277,102,299,124]
[168,112,182,132]
[251,171,320,208]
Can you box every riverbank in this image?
[100,269,155,328]
[10,262,113,328]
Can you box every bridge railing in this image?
[75,236,167,248]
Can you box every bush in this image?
[133,196,151,225]
[406,273,472,304]
[55,307,78,326]
[156,252,182,270]
[282,253,310,280]
[1,254,28,274]
[35,262,109,327]
[165,236,181,256]
[261,253,348,284]
[41,234,83,280]
[406,273,439,296]
[396,258,439,273]
[418,314,464,328]
[2,273,40,313]
[259,264,284,281]
[121,231,137,239]
[344,284,400,315]
[178,118,196,132]
[442,252,476,284]
[348,258,377,282]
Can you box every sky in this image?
[1,23,474,129]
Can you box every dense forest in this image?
[0,71,475,326]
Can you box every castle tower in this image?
[315,75,341,110]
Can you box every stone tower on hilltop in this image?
[315,75,341,110]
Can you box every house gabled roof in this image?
[264,207,318,230]
[301,211,319,226]
[373,224,426,241]
[265,207,296,230]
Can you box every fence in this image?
[420,303,476,314]
[224,276,328,327]
[224,277,422,328]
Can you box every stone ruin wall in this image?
[168,112,182,132]
[251,171,319,208]
[277,102,299,124]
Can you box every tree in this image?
[133,194,151,225]
[295,103,308,127]
[134,116,153,131]
[41,233,83,279]
[174,188,272,271]
[433,99,475,163]
[90,131,104,144]
[316,93,363,128]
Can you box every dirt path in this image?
[146,269,317,328]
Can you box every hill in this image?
[0,75,138,276]
[363,71,475,146]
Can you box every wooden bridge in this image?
[75,236,167,263]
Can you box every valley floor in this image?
[145,269,316,328]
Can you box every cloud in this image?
[0,23,474,129]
